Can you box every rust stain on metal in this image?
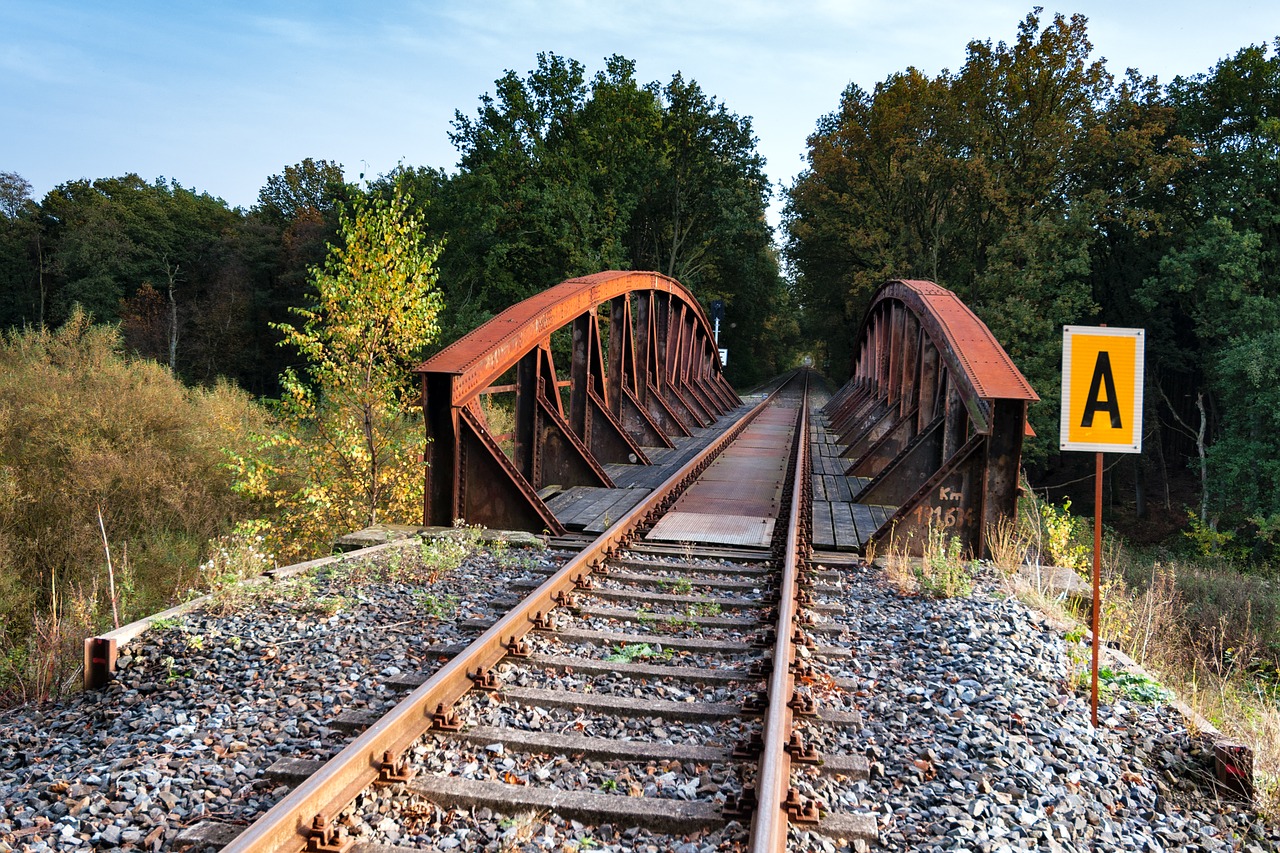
[417,271,738,532]
[415,271,724,409]
[827,278,1037,559]
[888,280,1038,404]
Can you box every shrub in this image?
[1037,498,1092,574]
[0,312,266,701]
[915,525,973,598]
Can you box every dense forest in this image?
[0,55,793,394]
[787,11,1280,558]
[2,11,1280,577]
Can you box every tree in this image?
[0,172,32,219]
[0,172,42,326]
[1136,42,1280,537]
[230,186,445,560]
[435,53,793,384]
[254,158,348,227]
[786,10,1141,457]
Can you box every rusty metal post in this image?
[941,374,967,462]
[900,313,920,420]
[1091,450,1103,727]
[917,340,940,431]
[513,349,540,485]
[423,373,458,527]
[981,399,1028,554]
[569,313,590,441]
[607,297,631,417]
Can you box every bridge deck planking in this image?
[546,486,621,528]
[811,474,826,501]
[830,501,860,552]
[581,489,651,534]
[811,501,836,549]
[810,403,897,552]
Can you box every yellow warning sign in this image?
[1060,326,1144,453]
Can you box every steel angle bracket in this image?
[826,384,874,435]
[456,406,566,535]
[836,398,891,450]
[868,433,987,557]
[845,405,920,478]
[617,384,673,449]
[855,414,945,507]
[584,387,651,465]
[532,394,614,490]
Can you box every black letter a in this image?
[1081,352,1122,429]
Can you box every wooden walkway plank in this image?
[831,502,859,552]
[582,489,651,533]
[811,500,836,549]
[850,503,878,546]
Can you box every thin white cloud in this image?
[242,14,338,49]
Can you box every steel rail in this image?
[749,373,811,852]
[221,382,792,853]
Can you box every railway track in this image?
[20,276,1270,852]
[221,372,877,853]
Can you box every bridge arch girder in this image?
[414,271,738,532]
[824,279,1038,557]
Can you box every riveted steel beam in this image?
[416,271,737,532]
[831,280,1037,558]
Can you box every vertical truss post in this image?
[423,372,459,527]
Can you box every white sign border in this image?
[1060,326,1145,454]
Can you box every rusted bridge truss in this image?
[824,279,1038,556]
[414,271,739,534]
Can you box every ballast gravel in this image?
[0,538,567,851]
[0,540,1276,853]
[797,560,1280,853]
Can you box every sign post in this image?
[1060,326,1144,726]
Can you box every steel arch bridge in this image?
[413,271,1037,557]
[414,270,737,536]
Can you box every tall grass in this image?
[0,312,267,702]
[998,489,1280,817]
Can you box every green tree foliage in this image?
[783,12,1116,435]
[229,187,444,561]
[786,10,1183,459]
[36,175,238,326]
[408,53,794,385]
[0,312,266,697]
[788,11,1280,555]
[0,172,42,328]
[255,157,349,227]
[0,164,357,394]
[1139,41,1280,536]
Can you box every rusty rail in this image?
[220,380,784,853]
[750,373,811,851]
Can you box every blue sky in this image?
[5,1,1280,226]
